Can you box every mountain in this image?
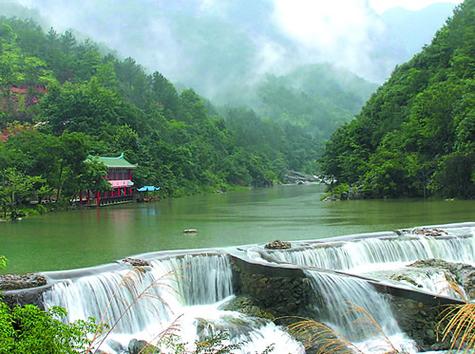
[321,0,475,199]
[0,1,457,95]
[0,16,321,202]
[247,64,377,139]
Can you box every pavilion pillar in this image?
[96,191,101,207]
[79,191,82,204]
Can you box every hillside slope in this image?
[251,64,377,139]
[0,17,320,203]
[321,0,475,199]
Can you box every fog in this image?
[4,0,461,102]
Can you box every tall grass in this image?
[438,304,475,352]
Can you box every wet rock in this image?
[183,228,198,234]
[196,316,260,339]
[412,228,448,237]
[283,170,319,184]
[108,339,125,353]
[409,259,475,300]
[0,273,47,291]
[265,240,291,250]
[222,296,275,320]
[389,273,422,288]
[390,296,450,351]
[128,339,157,354]
[121,257,151,267]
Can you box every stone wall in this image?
[390,296,451,351]
[230,256,313,319]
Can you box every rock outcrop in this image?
[265,240,291,250]
[0,273,47,291]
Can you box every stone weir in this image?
[1,222,474,352]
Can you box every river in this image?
[1,184,474,273]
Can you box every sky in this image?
[369,0,462,13]
[3,0,464,100]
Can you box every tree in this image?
[0,167,45,220]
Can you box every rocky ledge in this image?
[0,273,47,291]
[409,259,475,299]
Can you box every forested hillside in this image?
[0,17,320,205]
[321,0,475,199]
[250,64,377,139]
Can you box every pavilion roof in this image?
[95,153,137,169]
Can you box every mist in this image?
[4,0,461,102]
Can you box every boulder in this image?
[265,240,291,250]
[121,257,151,267]
[412,228,448,237]
[128,339,157,354]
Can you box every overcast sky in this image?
[369,0,461,13]
[6,0,464,99]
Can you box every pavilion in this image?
[80,153,137,207]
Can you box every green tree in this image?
[0,167,45,220]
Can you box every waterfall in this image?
[264,231,475,272]
[43,254,233,334]
[42,253,304,353]
[305,270,417,353]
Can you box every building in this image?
[80,153,137,206]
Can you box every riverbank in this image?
[0,183,255,223]
[321,182,475,201]
[2,184,475,273]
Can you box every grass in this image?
[438,303,475,353]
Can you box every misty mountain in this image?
[0,0,457,103]
[240,64,377,139]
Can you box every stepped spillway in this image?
[305,270,417,353]
[258,227,475,273]
[42,253,303,353]
[22,223,472,353]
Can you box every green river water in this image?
[1,184,474,273]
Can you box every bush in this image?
[0,303,98,354]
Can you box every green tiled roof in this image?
[95,153,137,169]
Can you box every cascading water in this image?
[43,254,233,334]
[261,229,475,273]
[305,270,418,353]
[42,253,304,353]
[38,225,475,353]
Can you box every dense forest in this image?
[0,16,322,211]
[321,0,475,199]
[249,64,376,140]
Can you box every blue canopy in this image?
[137,186,160,192]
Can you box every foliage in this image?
[289,318,359,354]
[253,64,377,140]
[0,304,99,354]
[320,0,475,199]
[0,15,322,206]
[0,167,45,219]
